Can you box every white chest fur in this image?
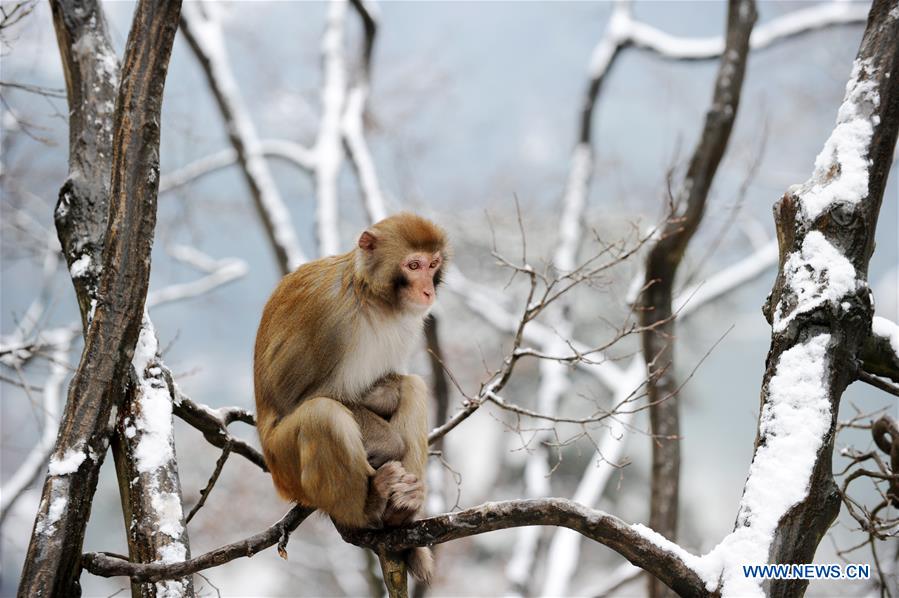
[336,312,424,401]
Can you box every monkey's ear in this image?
[358,230,378,252]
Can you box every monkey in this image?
[352,374,406,469]
[253,212,448,583]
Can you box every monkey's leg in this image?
[363,373,403,419]
[352,406,406,469]
[381,375,429,526]
[292,397,376,528]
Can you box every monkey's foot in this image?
[366,461,403,524]
[382,469,424,526]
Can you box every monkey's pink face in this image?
[399,251,442,311]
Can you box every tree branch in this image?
[638,7,756,595]
[82,505,313,583]
[180,1,306,274]
[861,316,899,383]
[341,499,708,597]
[83,500,708,598]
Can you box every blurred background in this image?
[1,1,896,596]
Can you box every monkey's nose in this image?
[423,290,432,300]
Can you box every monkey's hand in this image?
[370,461,424,527]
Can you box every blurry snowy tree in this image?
[1,0,897,597]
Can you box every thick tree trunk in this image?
[49,0,118,331]
[18,2,183,596]
[750,3,899,597]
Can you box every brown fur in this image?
[254,213,446,582]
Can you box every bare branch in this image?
[639,8,756,595]
[82,505,314,583]
[341,499,708,598]
[169,383,267,472]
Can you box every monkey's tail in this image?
[406,546,434,585]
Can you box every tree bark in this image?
[638,2,756,596]
[752,2,899,596]
[18,2,182,596]
[49,0,118,331]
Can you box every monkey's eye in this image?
[408,261,421,271]
[429,260,439,269]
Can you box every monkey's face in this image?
[396,251,443,312]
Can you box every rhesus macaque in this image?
[254,213,447,583]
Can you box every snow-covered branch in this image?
[85,499,707,596]
[314,0,349,256]
[729,2,899,595]
[147,246,248,308]
[0,329,72,525]
[861,316,899,384]
[159,139,317,194]
[181,1,306,273]
[112,315,193,597]
[343,0,388,224]
[627,1,867,60]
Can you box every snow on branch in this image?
[861,316,899,384]
[147,245,248,308]
[159,140,316,194]
[343,0,388,224]
[314,0,349,256]
[170,382,268,472]
[0,329,72,525]
[180,1,306,273]
[20,2,183,594]
[737,2,899,595]
[627,1,868,60]
[116,314,193,596]
[341,499,708,597]
[541,357,644,597]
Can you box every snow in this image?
[627,335,833,596]
[48,447,86,476]
[675,239,778,317]
[314,0,348,256]
[155,580,187,598]
[342,84,389,224]
[541,359,643,597]
[69,254,91,278]
[47,496,67,525]
[131,321,176,474]
[556,144,593,273]
[151,492,185,538]
[0,331,70,518]
[872,316,899,357]
[773,231,857,332]
[794,58,879,220]
[714,333,833,596]
[628,2,866,60]
[181,3,306,269]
